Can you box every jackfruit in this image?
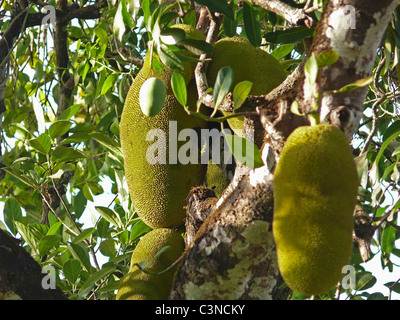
[116,228,185,300]
[272,124,359,295]
[170,24,206,83]
[205,160,229,197]
[206,37,286,136]
[120,49,206,228]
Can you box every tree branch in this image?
[249,0,315,27]
[0,229,67,300]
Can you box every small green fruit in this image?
[139,77,167,117]
[273,124,359,295]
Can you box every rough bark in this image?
[0,229,67,300]
[170,0,399,300]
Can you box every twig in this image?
[194,10,222,106]
[249,0,315,27]
[360,57,387,154]
[372,191,400,232]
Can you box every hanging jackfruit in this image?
[272,124,359,295]
[116,228,185,300]
[120,28,207,228]
[207,37,287,136]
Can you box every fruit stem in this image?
[307,112,320,126]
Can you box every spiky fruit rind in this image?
[116,228,185,300]
[120,52,206,229]
[207,37,287,136]
[273,124,358,295]
[206,160,229,197]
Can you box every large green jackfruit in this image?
[272,124,359,295]
[207,37,287,136]
[116,228,185,300]
[120,46,206,228]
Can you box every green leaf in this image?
[160,28,186,45]
[4,198,23,235]
[271,44,295,61]
[142,0,152,29]
[114,0,127,41]
[178,39,213,55]
[290,100,304,116]
[83,183,93,201]
[1,167,37,189]
[373,129,400,181]
[48,121,72,139]
[335,75,374,93]
[129,220,152,241]
[316,50,339,68]
[51,146,87,163]
[304,52,319,85]
[95,69,107,98]
[95,206,123,229]
[157,43,184,71]
[194,0,234,20]
[29,133,51,154]
[94,26,109,46]
[96,218,110,238]
[233,81,253,110]
[381,224,396,255]
[63,259,82,284]
[171,72,187,107]
[58,104,81,121]
[38,234,61,256]
[356,272,376,291]
[384,281,400,294]
[68,243,92,272]
[33,98,46,133]
[243,1,261,47]
[78,266,116,299]
[118,229,130,244]
[223,6,237,37]
[89,132,124,164]
[47,221,63,235]
[99,239,116,257]
[100,73,119,96]
[14,222,38,253]
[9,123,33,138]
[224,133,263,169]
[213,66,234,109]
[265,26,315,44]
[72,228,96,244]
